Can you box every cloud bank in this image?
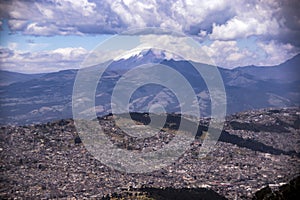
[0,0,299,72]
[0,47,88,73]
[1,0,299,43]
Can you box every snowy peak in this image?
[114,48,181,63]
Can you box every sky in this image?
[0,0,299,74]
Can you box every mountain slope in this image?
[0,51,299,125]
[0,70,45,86]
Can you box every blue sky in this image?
[0,0,299,73]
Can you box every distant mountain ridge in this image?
[232,54,300,83]
[0,52,299,125]
[0,70,45,86]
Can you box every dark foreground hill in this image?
[0,107,299,199]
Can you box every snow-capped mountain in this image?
[107,49,182,71]
[115,48,177,61]
[0,53,299,125]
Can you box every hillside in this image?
[1,107,299,199]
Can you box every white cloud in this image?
[0,0,110,34]
[1,0,299,45]
[210,17,271,40]
[52,47,88,60]
[257,40,298,66]
[108,0,231,33]
[24,22,81,36]
[201,39,299,68]
[24,23,58,36]
[209,0,281,40]
[8,19,28,31]
[0,48,14,59]
[0,47,89,73]
[201,40,251,68]
[227,52,246,61]
[8,42,18,50]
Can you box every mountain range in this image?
[0,50,299,125]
